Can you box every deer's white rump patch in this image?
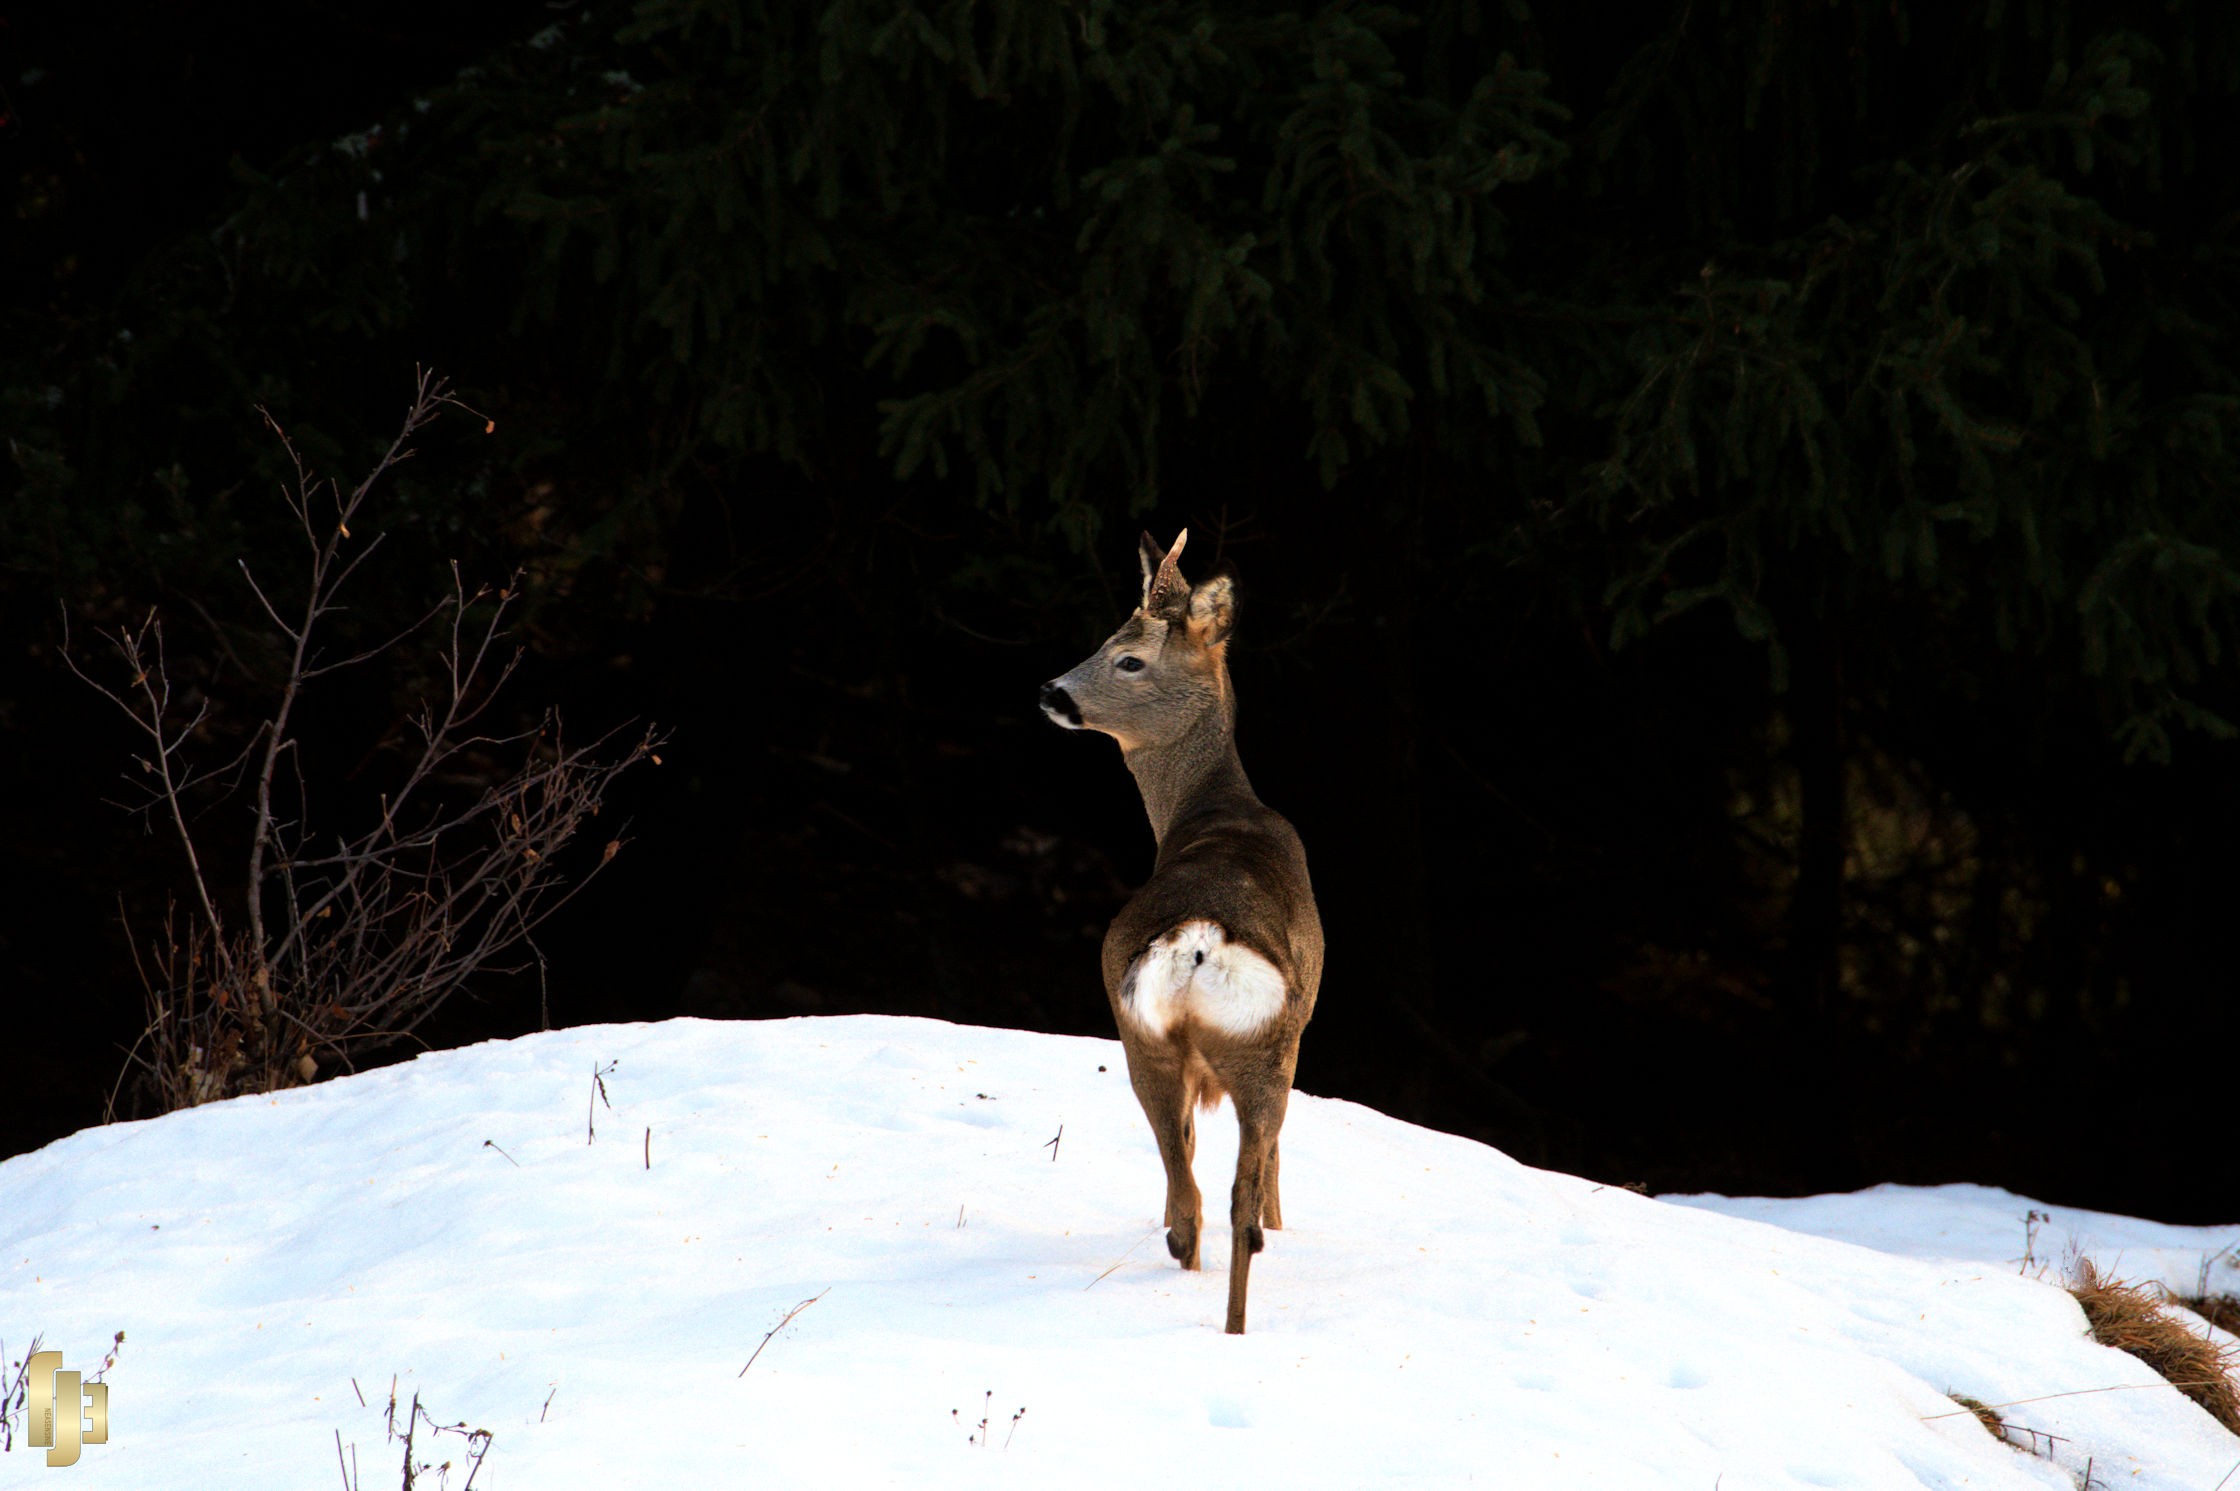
[1118,919,1287,1039]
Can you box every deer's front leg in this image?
[1125,1053,1201,1269]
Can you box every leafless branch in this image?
[72,370,663,1115]
[739,1289,831,1377]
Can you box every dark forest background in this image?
[4,0,2237,1220]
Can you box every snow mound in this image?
[1668,1184,2240,1303]
[4,1015,2235,1488]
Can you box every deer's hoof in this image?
[1167,1224,1199,1267]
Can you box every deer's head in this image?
[1040,529,1237,752]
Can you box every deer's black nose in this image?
[1040,681,1083,728]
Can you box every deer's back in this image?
[1101,793,1322,1049]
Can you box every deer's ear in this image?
[1187,574,1236,646]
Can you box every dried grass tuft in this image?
[1950,1392,2007,1439]
[2068,1259,2240,1435]
[2182,1294,2240,1338]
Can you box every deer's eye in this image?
[1115,655,1146,674]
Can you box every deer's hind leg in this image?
[1123,1049,1202,1270]
[1262,1135,1282,1231]
[1223,1082,1290,1334]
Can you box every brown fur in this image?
[1044,530,1324,1334]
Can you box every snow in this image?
[1667,1185,2240,1303]
[2,1014,2234,1488]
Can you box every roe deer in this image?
[1040,530,1323,1334]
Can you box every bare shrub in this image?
[68,370,661,1114]
[0,1334,40,1454]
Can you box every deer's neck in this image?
[1124,689,1251,846]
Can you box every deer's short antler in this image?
[1142,529,1190,617]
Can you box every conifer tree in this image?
[8,0,2240,1189]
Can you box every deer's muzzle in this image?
[1039,681,1084,729]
